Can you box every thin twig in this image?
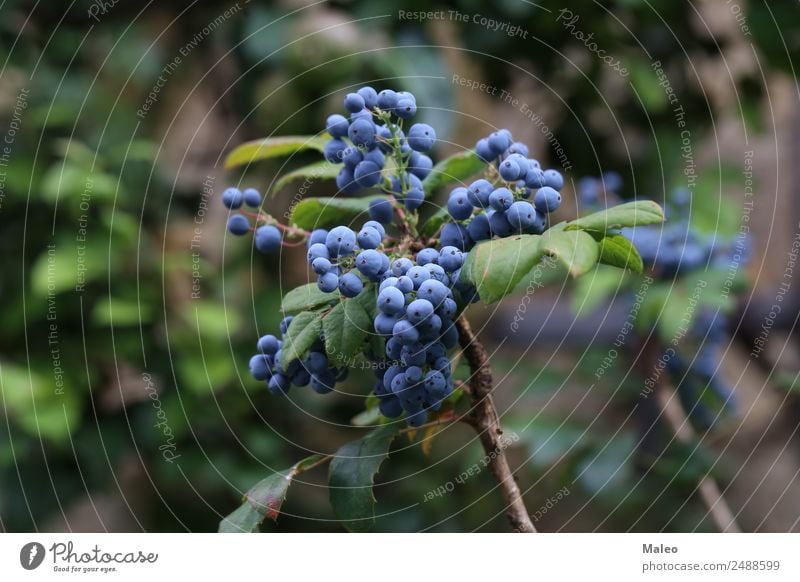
[455,315,536,533]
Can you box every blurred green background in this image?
[2,0,800,532]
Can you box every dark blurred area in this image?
[1,0,800,532]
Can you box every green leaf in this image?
[566,200,665,234]
[271,160,339,194]
[571,264,628,316]
[224,135,328,170]
[219,455,324,532]
[322,298,371,363]
[281,283,340,314]
[291,195,389,230]
[329,424,400,532]
[91,297,152,326]
[421,150,485,193]
[539,228,600,277]
[597,234,644,273]
[460,234,543,303]
[280,311,323,369]
[420,206,450,237]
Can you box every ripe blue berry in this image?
[374,313,399,335]
[488,210,513,237]
[348,118,376,147]
[268,373,291,394]
[318,271,339,292]
[344,92,365,113]
[336,167,358,194]
[407,123,436,152]
[324,139,347,163]
[363,148,385,168]
[357,86,378,109]
[396,276,413,293]
[341,146,362,167]
[506,201,538,231]
[376,89,398,111]
[363,220,385,238]
[404,187,424,210]
[312,257,333,275]
[489,187,513,211]
[543,169,564,190]
[475,138,497,162]
[417,279,448,306]
[354,160,382,187]
[467,213,491,241]
[468,179,493,207]
[534,186,562,213]
[408,153,433,179]
[440,222,472,251]
[249,355,272,381]
[416,247,439,266]
[378,286,405,315]
[447,187,473,220]
[499,158,523,181]
[310,372,335,394]
[357,226,382,249]
[222,187,243,209]
[257,334,280,354]
[395,98,417,119]
[307,243,329,263]
[525,166,546,188]
[255,225,282,253]
[356,249,384,278]
[407,298,434,323]
[227,214,250,235]
[308,229,328,247]
[488,130,511,153]
[391,258,413,276]
[393,320,420,344]
[326,114,349,138]
[438,246,463,272]
[368,198,393,224]
[339,272,364,297]
[326,226,356,257]
[508,142,529,156]
[279,316,294,334]
[243,188,261,207]
[407,266,430,288]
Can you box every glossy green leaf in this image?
[271,160,339,194]
[566,200,665,234]
[421,150,485,194]
[322,298,371,363]
[281,283,340,314]
[598,234,644,273]
[329,424,400,532]
[460,234,543,304]
[539,228,600,277]
[224,135,328,169]
[280,310,323,369]
[219,455,324,532]
[290,195,389,230]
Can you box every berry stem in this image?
[455,315,536,533]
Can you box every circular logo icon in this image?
[19,542,45,570]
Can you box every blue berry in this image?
[489,187,513,211]
[379,396,404,418]
[438,298,457,319]
[407,123,436,152]
[357,86,378,109]
[312,257,333,274]
[268,373,291,394]
[391,258,413,276]
[227,214,250,235]
[357,226,382,249]
[447,188,473,220]
[222,187,243,209]
[488,130,511,153]
[356,249,385,278]
[406,410,428,427]
[404,188,424,210]
[243,188,261,207]
[508,142,529,156]
[506,201,538,231]
[440,222,472,251]
[318,271,339,292]
[336,167,358,194]
[305,351,328,375]
[374,313,399,335]
[326,114,349,139]
[354,160,382,187]
[543,169,564,190]
[348,118,376,147]
[326,226,356,257]
[393,320,419,344]
[438,246,463,272]
[376,89,398,111]
[408,153,433,179]
[396,276,414,293]
[363,148,385,168]
[257,334,280,354]
[363,220,386,238]
[416,247,439,266]
[378,286,405,315]
[407,299,434,323]
[279,316,294,334]
[308,229,328,248]
[324,138,347,163]
[534,186,562,213]
[339,272,364,297]
[525,166,546,189]
[488,210,513,237]
[368,198,393,224]
[601,171,623,193]
[395,98,417,119]
[499,158,523,181]
[468,179,493,208]
[307,243,330,264]
[344,92,366,113]
[417,279,448,306]
[249,354,272,381]
[475,138,497,162]
[255,225,282,253]
[341,146,362,167]
[310,372,335,394]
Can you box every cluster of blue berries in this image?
[440,129,564,252]
[324,87,436,210]
[223,187,285,254]
[248,316,347,395]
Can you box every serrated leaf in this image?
[539,228,599,277]
[566,200,665,233]
[322,299,371,362]
[219,455,324,532]
[422,150,485,193]
[598,233,644,273]
[224,135,328,169]
[460,234,543,303]
[271,160,340,194]
[329,424,400,532]
[291,195,389,230]
[281,283,340,314]
[420,206,451,236]
[280,311,323,369]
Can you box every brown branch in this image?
[455,315,536,533]
[641,338,741,533]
